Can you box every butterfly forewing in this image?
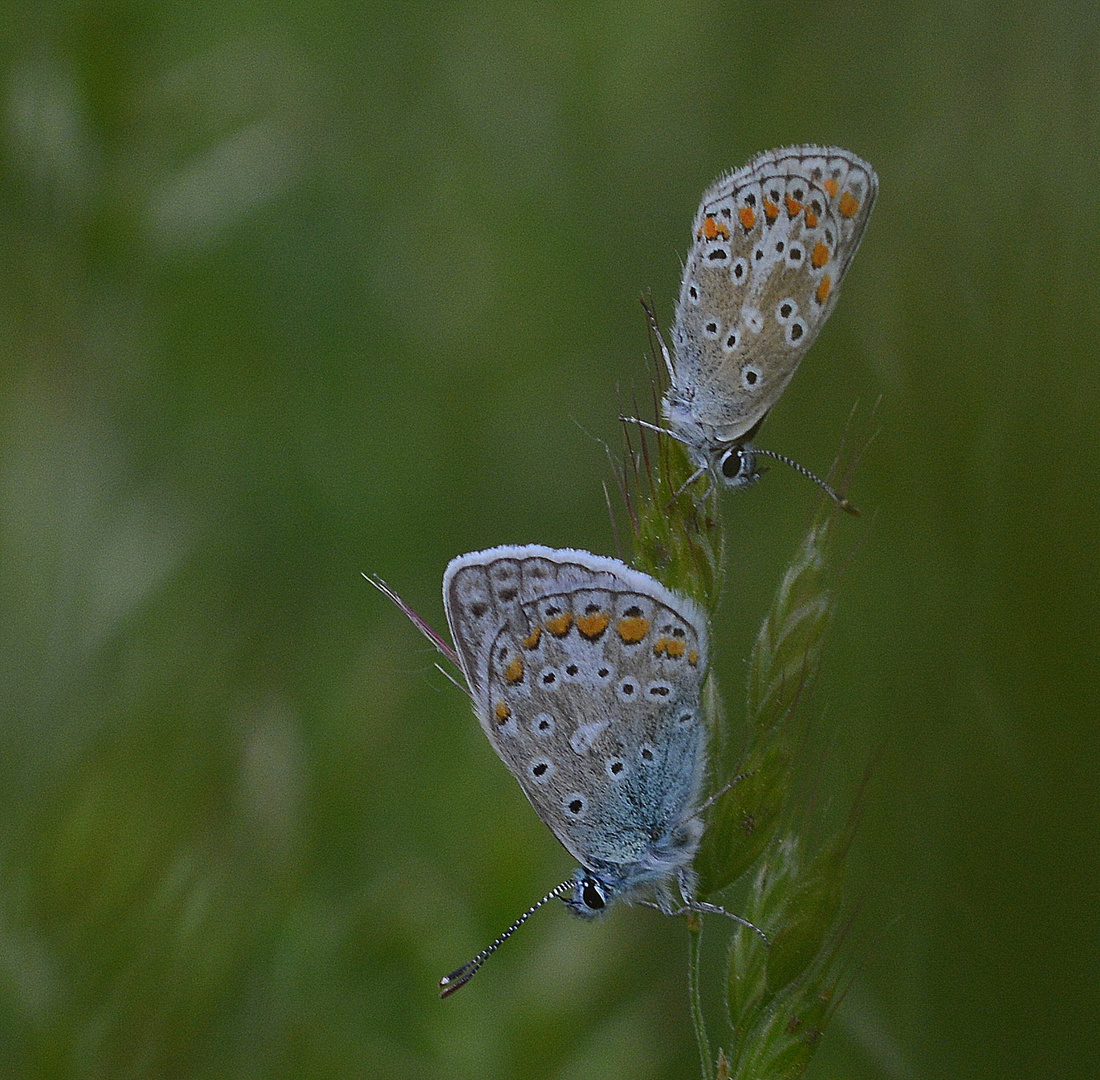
[443,546,709,874]
[669,145,878,447]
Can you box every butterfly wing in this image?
[444,546,709,874]
[668,145,878,446]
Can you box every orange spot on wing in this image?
[839,191,859,218]
[687,649,699,667]
[804,207,819,228]
[576,611,610,639]
[701,216,730,241]
[495,702,511,724]
[811,241,829,269]
[763,197,780,223]
[654,636,687,659]
[617,615,650,644]
[785,194,803,216]
[738,205,757,230]
[545,613,572,637]
[521,625,542,649]
[816,274,832,304]
[824,177,839,197]
[503,656,524,684]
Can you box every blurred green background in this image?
[3,1,1098,1077]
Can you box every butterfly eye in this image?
[719,448,757,488]
[581,878,606,910]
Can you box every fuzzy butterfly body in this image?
[665,145,878,489]
[443,545,709,916]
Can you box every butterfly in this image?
[638,146,877,505]
[433,544,761,995]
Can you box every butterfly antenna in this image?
[753,448,861,516]
[439,878,575,998]
[364,573,461,666]
[433,662,469,696]
[640,294,675,383]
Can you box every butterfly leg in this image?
[674,869,770,944]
